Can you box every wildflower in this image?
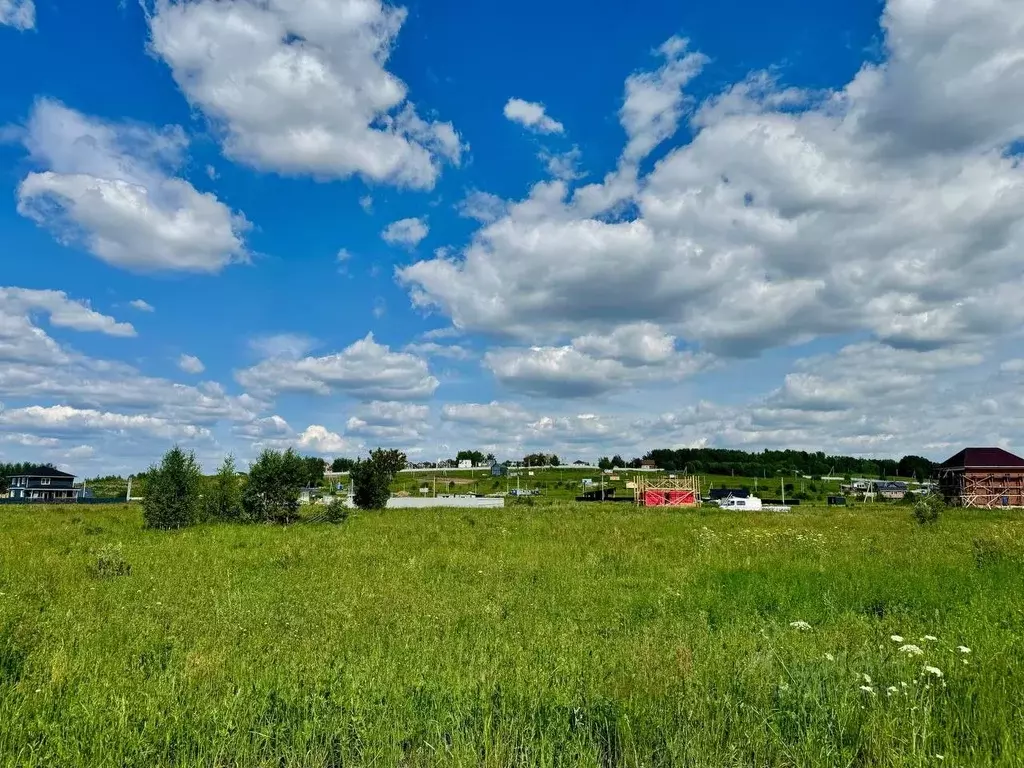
[923,665,943,678]
[34,688,41,694]
[957,646,971,654]
[824,653,835,662]
[921,635,938,642]
[936,755,944,761]
[861,673,872,684]
[859,685,876,695]
[790,620,812,631]
[891,634,905,643]
[886,686,898,696]
[899,644,924,656]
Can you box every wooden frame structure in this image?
[935,448,1024,509]
[935,467,1024,508]
[635,475,701,507]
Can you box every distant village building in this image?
[5,466,79,502]
[935,447,1024,508]
[873,481,908,500]
[457,459,473,469]
[640,460,657,470]
[490,463,508,477]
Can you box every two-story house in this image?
[6,466,79,502]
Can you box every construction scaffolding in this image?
[635,475,701,507]
[935,468,1024,508]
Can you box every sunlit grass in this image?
[1,503,1022,766]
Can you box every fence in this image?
[0,496,127,505]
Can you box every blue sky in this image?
[1,0,1023,475]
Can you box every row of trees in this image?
[640,449,935,480]
[142,447,407,529]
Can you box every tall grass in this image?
[1,503,1022,766]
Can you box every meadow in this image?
[1,502,1022,767]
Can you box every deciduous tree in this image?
[142,446,202,529]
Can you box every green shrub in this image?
[325,498,350,524]
[913,494,943,525]
[242,448,305,524]
[352,449,406,510]
[142,446,202,529]
[205,455,243,522]
[91,543,131,578]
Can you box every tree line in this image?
[143,447,406,529]
[639,448,934,480]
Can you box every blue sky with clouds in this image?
[1,0,1023,475]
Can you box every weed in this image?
[90,543,131,578]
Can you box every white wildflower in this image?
[900,681,908,688]
[921,635,938,642]
[899,644,924,656]
[886,686,898,696]
[789,620,812,631]
[859,685,876,695]
[861,673,872,684]
[923,665,943,678]
[891,634,905,643]
[936,755,944,761]
[824,653,835,662]
[957,646,971,654]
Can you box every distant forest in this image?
[641,449,934,480]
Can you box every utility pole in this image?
[126,475,133,501]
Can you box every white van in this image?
[719,495,763,511]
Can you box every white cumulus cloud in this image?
[504,98,565,134]
[382,217,429,248]
[177,354,205,374]
[0,0,33,29]
[17,99,249,273]
[147,0,463,188]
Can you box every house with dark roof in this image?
[872,481,908,500]
[5,466,79,502]
[934,448,1024,508]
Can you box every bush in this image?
[205,455,243,521]
[142,446,202,529]
[973,537,1008,569]
[325,498,350,524]
[91,543,131,578]
[242,449,305,524]
[912,494,943,525]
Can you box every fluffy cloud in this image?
[404,342,473,360]
[248,333,317,360]
[382,217,429,248]
[236,333,438,400]
[147,0,462,188]
[346,400,430,442]
[178,354,205,374]
[485,324,709,398]
[503,98,564,134]
[400,0,1024,367]
[440,401,531,430]
[0,0,33,29]
[17,99,249,273]
[457,191,507,224]
[129,299,155,312]
[294,425,355,455]
[1,287,135,341]
[0,405,211,441]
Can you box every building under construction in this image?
[634,475,700,507]
[934,447,1024,508]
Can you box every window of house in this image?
[40,478,50,486]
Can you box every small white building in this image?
[457,459,473,469]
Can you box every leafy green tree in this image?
[302,456,326,486]
[597,457,612,470]
[142,446,202,529]
[331,457,355,472]
[351,448,407,510]
[611,455,625,469]
[242,448,305,524]
[550,454,560,467]
[205,455,242,521]
[456,450,486,465]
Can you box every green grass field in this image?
[1,502,1022,766]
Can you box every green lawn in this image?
[1,502,1022,766]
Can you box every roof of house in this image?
[939,447,1024,469]
[873,481,908,490]
[7,465,75,479]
